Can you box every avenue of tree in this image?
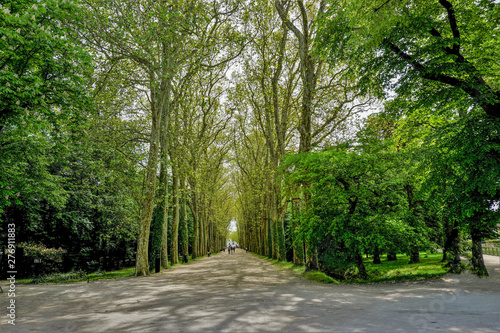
[1,0,499,279]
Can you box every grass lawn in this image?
[1,252,214,285]
[254,252,448,284]
[1,267,136,284]
[352,252,448,283]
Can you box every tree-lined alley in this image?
[1,0,499,280]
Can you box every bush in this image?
[485,239,500,247]
[18,243,66,277]
[319,252,360,280]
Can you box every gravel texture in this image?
[1,249,499,332]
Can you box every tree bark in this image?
[470,224,488,277]
[191,190,199,259]
[275,1,325,271]
[267,217,273,258]
[409,250,420,264]
[159,86,171,269]
[135,64,173,276]
[181,176,189,257]
[387,252,397,261]
[356,252,368,279]
[373,246,381,264]
[171,165,180,265]
[135,84,162,276]
[406,184,420,264]
[442,220,462,272]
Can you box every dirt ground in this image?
[1,249,499,332]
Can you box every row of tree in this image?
[234,0,500,278]
[1,0,498,279]
[1,0,242,276]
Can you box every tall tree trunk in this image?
[470,223,488,277]
[192,195,199,258]
[201,210,206,255]
[373,246,381,264]
[159,95,171,269]
[205,212,209,254]
[278,220,286,261]
[188,182,200,259]
[272,219,278,259]
[150,124,169,270]
[209,221,214,253]
[443,220,462,273]
[406,184,420,264]
[275,0,325,271]
[261,210,267,256]
[387,252,397,262]
[199,196,206,255]
[181,176,189,257]
[135,77,164,276]
[267,217,273,258]
[135,127,160,276]
[356,252,368,279]
[171,165,180,265]
[292,198,303,265]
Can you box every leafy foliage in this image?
[0,0,94,218]
[317,0,500,118]
[18,242,66,277]
[280,138,436,279]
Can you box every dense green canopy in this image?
[1,0,498,279]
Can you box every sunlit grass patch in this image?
[304,271,340,284]
[348,252,448,284]
[85,267,135,282]
[3,251,222,285]
[252,251,447,284]
[2,267,136,285]
[252,253,341,283]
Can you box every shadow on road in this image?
[2,250,499,332]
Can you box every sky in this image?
[228,219,237,232]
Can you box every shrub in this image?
[18,243,67,277]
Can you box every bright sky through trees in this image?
[1,0,498,280]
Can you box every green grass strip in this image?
[252,252,448,284]
[2,252,218,285]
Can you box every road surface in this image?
[1,250,499,332]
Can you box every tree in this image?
[280,137,435,279]
[273,0,371,269]
[81,0,243,275]
[317,0,500,276]
[229,231,239,244]
[317,0,500,118]
[0,0,93,219]
[275,0,326,153]
[422,114,500,276]
[230,0,301,261]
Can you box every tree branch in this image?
[297,1,309,40]
[384,39,465,87]
[439,0,460,54]
[374,0,393,12]
[386,36,500,118]
[274,0,305,51]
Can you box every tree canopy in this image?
[1,0,498,280]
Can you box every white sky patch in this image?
[228,220,237,232]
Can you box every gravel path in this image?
[1,250,499,332]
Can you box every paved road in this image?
[1,250,499,332]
